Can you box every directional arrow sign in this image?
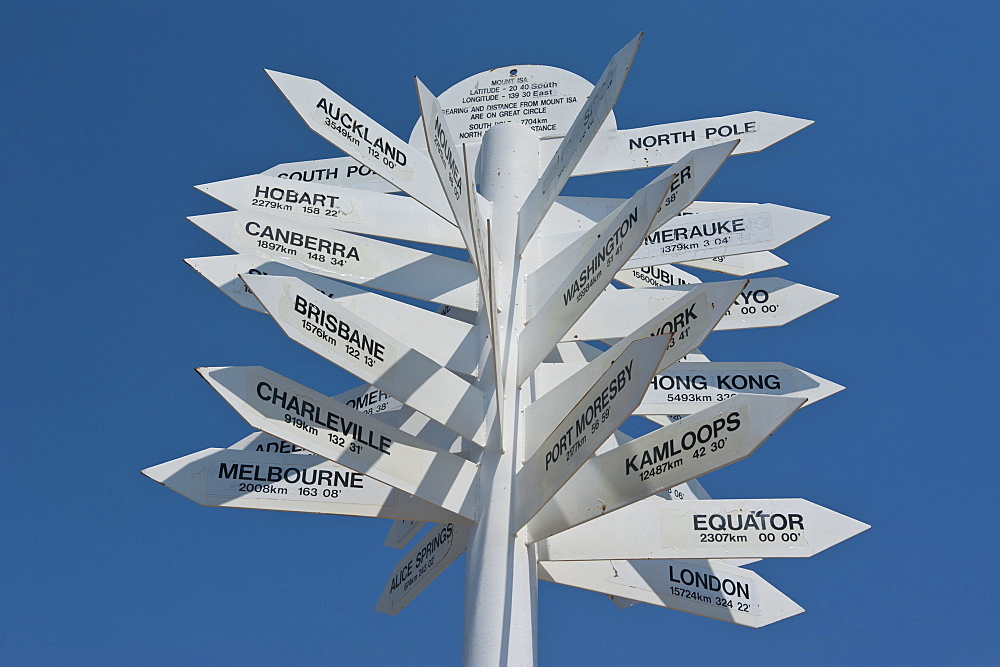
[623,204,827,270]
[385,520,424,550]
[196,174,463,248]
[185,255,479,376]
[517,34,642,251]
[525,280,743,450]
[560,280,744,348]
[143,447,467,523]
[557,197,758,222]
[243,274,486,444]
[189,210,478,310]
[378,406,466,455]
[197,366,479,518]
[332,384,404,417]
[513,335,672,533]
[263,157,396,193]
[523,395,806,542]
[265,70,455,224]
[566,278,835,340]
[638,362,843,416]
[262,109,811,190]
[538,558,803,628]
[415,78,495,334]
[538,496,868,560]
[415,77,477,237]
[518,141,739,384]
[228,431,309,454]
[376,522,470,615]
[679,251,788,276]
[571,110,813,176]
[615,263,700,289]
[715,278,838,330]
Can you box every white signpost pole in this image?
[462,122,542,665]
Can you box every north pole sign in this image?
[146,33,865,664]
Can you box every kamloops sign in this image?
[523,395,806,543]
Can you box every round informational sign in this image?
[409,65,617,147]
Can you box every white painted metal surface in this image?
[614,263,700,289]
[517,34,642,251]
[624,204,827,269]
[523,395,806,542]
[572,110,813,176]
[514,336,672,532]
[638,362,843,415]
[227,431,310,454]
[715,278,838,330]
[538,558,803,628]
[415,78,495,332]
[197,174,464,248]
[242,274,486,444]
[189,210,479,310]
[462,122,540,665]
[524,166,676,322]
[265,69,456,224]
[263,156,395,192]
[538,496,869,560]
[517,141,739,384]
[376,523,470,615]
[332,384,404,417]
[149,44,859,661]
[143,447,467,523]
[679,251,788,276]
[524,280,744,449]
[196,366,479,518]
[409,64,619,146]
[385,520,424,550]
[186,255,479,376]
[566,277,835,340]
[263,108,812,189]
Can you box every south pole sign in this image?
[147,34,866,663]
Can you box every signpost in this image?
[147,38,865,664]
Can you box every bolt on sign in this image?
[145,33,866,663]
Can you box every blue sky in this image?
[2,1,998,664]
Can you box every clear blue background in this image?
[3,1,997,664]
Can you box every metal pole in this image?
[463,122,541,666]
